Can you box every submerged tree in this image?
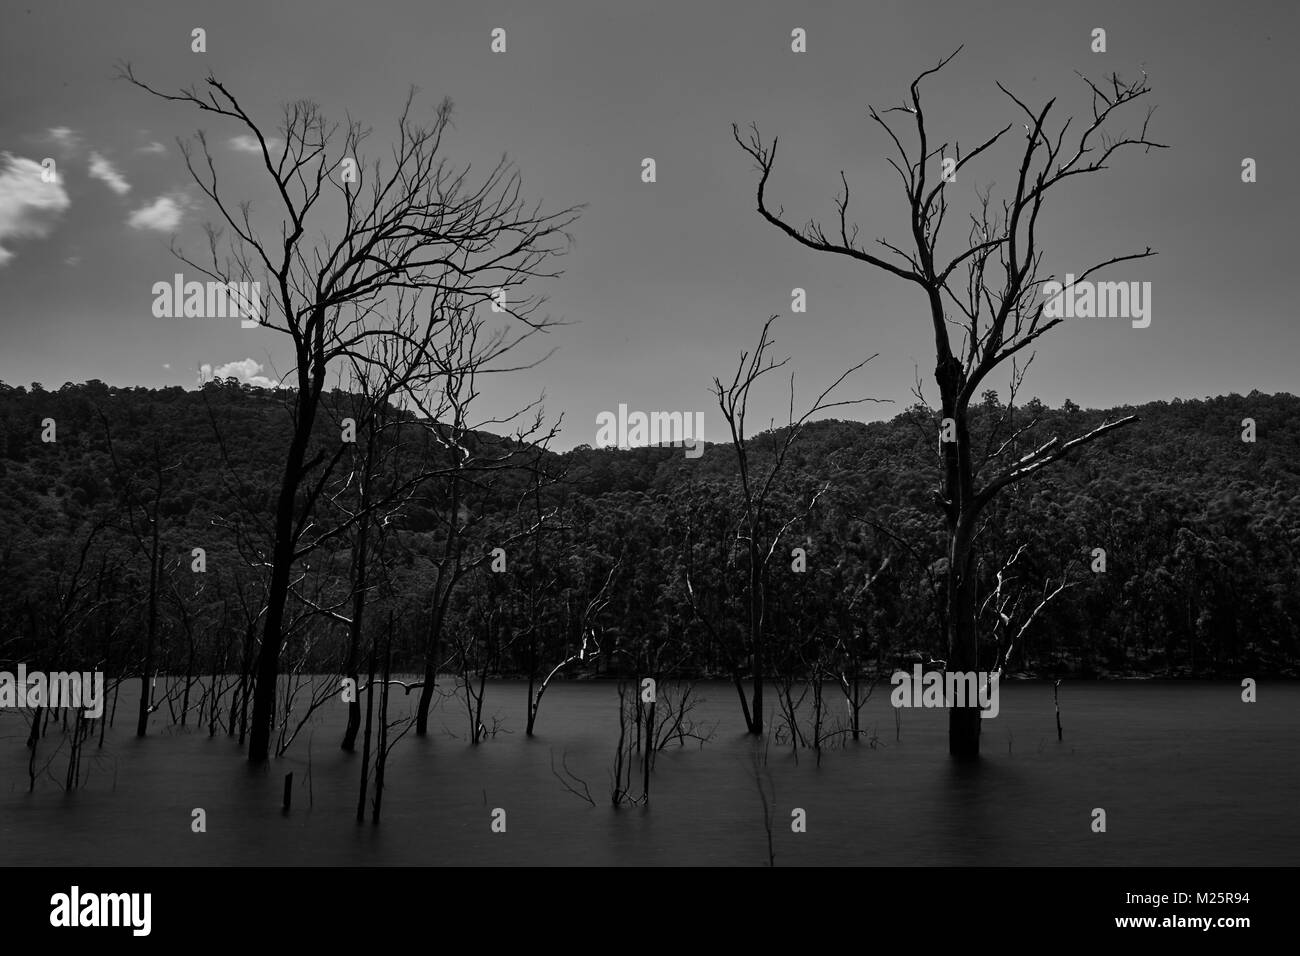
[735,49,1165,754]
[706,316,876,734]
[121,66,579,762]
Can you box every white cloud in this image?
[0,152,71,266]
[228,134,279,154]
[46,127,82,154]
[127,193,186,232]
[137,141,167,155]
[199,358,279,389]
[162,363,171,370]
[88,152,131,195]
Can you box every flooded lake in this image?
[2,679,1296,866]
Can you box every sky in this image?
[0,0,1296,450]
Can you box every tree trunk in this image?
[341,415,377,751]
[356,643,377,823]
[731,675,755,733]
[415,597,447,735]
[525,666,538,736]
[341,516,370,751]
[248,396,315,763]
[372,635,392,823]
[946,513,982,758]
[136,516,160,738]
[642,697,656,800]
[415,660,437,736]
[936,348,984,758]
[180,636,195,727]
[208,651,220,737]
[247,534,293,762]
[748,535,764,734]
[233,619,255,740]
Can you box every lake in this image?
[2,679,1296,866]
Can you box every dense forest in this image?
[2,378,1295,729]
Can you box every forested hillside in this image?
[2,379,1296,691]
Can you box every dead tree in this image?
[370,616,416,823]
[332,326,433,752]
[408,306,559,736]
[518,457,567,736]
[527,557,619,735]
[609,682,638,808]
[735,50,1164,754]
[710,315,877,733]
[829,555,891,741]
[102,421,178,739]
[982,545,1074,678]
[122,66,578,762]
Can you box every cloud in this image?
[228,134,280,154]
[46,127,82,154]
[127,193,186,232]
[199,358,279,389]
[88,152,131,195]
[137,141,167,155]
[0,152,71,266]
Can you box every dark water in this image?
[2,679,1296,866]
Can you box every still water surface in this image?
[2,679,1295,865]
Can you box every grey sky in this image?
[1,0,1295,449]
